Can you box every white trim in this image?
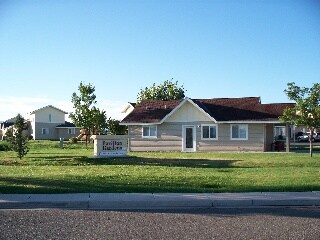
[201,124,218,140]
[230,124,248,140]
[120,122,161,126]
[219,120,282,124]
[182,125,196,152]
[122,120,283,125]
[142,125,157,138]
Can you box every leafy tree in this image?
[280,82,320,157]
[137,79,185,103]
[69,82,108,145]
[5,114,29,159]
[91,107,108,135]
[107,118,128,135]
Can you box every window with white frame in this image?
[231,124,248,140]
[68,128,75,134]
[42,128,49,135]
[201,124,218,140]
[142,126,157,138]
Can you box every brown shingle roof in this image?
[122,99,182,123]
[194,98,294,121]
[121,97,294,124]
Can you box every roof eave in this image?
[218,120,283,124]
[120,122,162,126]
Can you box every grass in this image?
[0,140,319,194]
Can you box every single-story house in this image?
[120,97,294,152]
[0,105,81,140]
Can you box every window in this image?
[201,124,218,140]
[231,124,248,140]
[68,128,75,134]
[274,126,286,138]
[142,126,157,138]
[42,128,49,135]
[49,114,52,122]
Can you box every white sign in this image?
[91,135,128,158]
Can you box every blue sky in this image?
[1,0,319,121]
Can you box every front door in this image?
[182,126,196,152]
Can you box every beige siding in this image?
[56,128,81,140]
[33,107,65,123]
[165,101,212,122]
[197,124,265,152]
[128,123,184,151]
[129,122,268,152]
[32,122,59,140]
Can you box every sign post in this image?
[91,135,128,157]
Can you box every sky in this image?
[0,0,319,121]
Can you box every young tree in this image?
[69,82,108,146]
[5,114,29,159]
[280,82,320,157]
[107,118,128,135]
[137,79,185,103]
[91,107,108,135]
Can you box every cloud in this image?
[98,99,128,120]
[0,96,127,122]
[0,96,52,121]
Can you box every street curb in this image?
[0,192,320,210]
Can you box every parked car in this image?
[297,132,320,142]
[295,131,304,139]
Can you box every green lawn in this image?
[0,140,319,194]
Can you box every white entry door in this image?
[182,126,196,152]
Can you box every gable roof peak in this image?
[30,105,68,114]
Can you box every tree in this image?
[137,79,185,103]
[107,118,128,135]
[69,82,108,146]
[91,107,108,135]
[280,82,320,157]
[5,114,29,159]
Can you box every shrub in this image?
[69,137,78,144]
[0,141,12,151]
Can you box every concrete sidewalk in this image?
[1,192,320,210]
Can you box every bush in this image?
[0,141,12,151]
[69,137,78,144]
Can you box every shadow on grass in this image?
[1,176,319,195]
[82,156,243,168]
[0,175,218,194]
[17,155,243,168]
[51,157,241,168]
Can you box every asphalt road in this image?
[1,207,320,240]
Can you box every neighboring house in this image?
[0,117,16,140]
[28,105,81,140]
[120,97,294,152]
[0,105,81,141]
